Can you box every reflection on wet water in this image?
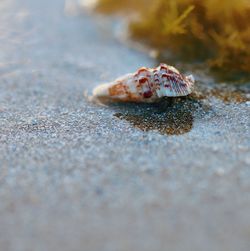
[112,97,201,135]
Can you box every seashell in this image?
[93,63,195,103]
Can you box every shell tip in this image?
[93,83,109,98]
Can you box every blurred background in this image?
[94,0,250,81]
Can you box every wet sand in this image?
[0,0,250,251]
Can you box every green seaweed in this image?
[96,0,250,79]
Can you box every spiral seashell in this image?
[93,63,195,103]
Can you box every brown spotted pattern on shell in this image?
[93,63,195,103]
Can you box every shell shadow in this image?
[91,80,249,136]
[109,97,205,135]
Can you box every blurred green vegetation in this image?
[96,0,250,79]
